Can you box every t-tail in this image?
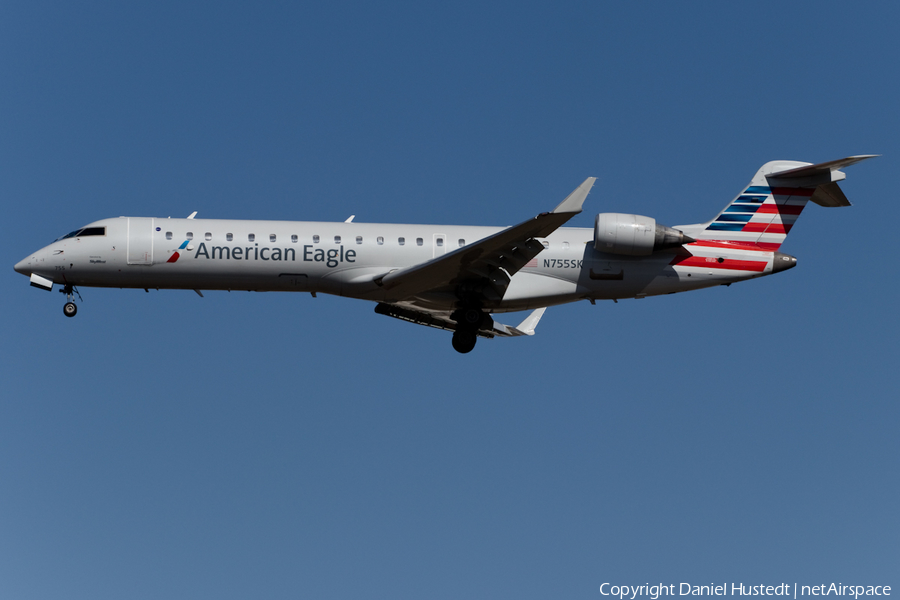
[691,155,877,251]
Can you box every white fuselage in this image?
[15,216,782,313]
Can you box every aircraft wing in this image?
[375,177,596,302]
[375,303,548,338]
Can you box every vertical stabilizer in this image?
[695,155,875,250]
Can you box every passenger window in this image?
[334,235,341,244]
[313,235,320,243]
[377,236,384,245]
[248,234,255,242]
[291,234,298,243]
[166,232,173,240]
[186,232,193,240]
[436,238,444,246]
[226,233,233,241]
[416,238,423,246]
[205,232,212,241]
[458,239,465,247]
[398,237,405,246]
[356,236,363,244]
[562,241,569,249]
[270,234,276,242]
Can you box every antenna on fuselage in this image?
[187,211,197,219]
[345,215,355,223]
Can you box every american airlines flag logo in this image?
[525,258,538,268]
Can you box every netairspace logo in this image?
[599,584,892,600]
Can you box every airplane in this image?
[14,155,875,353]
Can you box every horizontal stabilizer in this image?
[764,154,877,208]
[810,182,851,208]
[767,155,878,180]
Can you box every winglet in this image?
[514,307,546,335]
[551,177,596,214]
[489,307,548,337]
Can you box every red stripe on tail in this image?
[670,255,767,272]
[742,223,793,234]
[756,204,804,215]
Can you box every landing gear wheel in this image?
[63,302,77,317]
[452,330,477,354]
[462,308,482,326]
[452,307,491,330]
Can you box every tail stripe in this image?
[670,255,768,272]
[724,204,761,214]
[718,214,754,222]
[689,240,780,251]
[757,204,803,215]
[707,223,745,231]
[703,184,812,249]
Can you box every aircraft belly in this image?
[578,254,666,300]
[501,272,582,305]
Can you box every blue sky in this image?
[1,2,897,599]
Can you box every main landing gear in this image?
[451,329,477,354]
[450,307,491,354]
[60,284,82,318]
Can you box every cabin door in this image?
[126,217,155,265]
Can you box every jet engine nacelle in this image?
[594,213,694,256]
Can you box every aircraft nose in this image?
[14,256,32,276]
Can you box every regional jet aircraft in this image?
[14,156,874,352]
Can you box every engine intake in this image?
[594,213,694,256]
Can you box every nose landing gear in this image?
[60,284,82,318]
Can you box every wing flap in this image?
[373,302,470,335]
[374,303,548,339]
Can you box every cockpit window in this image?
[55,226,106,241]
[79,227,106,236]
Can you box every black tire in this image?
[462,308,482,325]
[451,330,477,354]
[63,302,77,317]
